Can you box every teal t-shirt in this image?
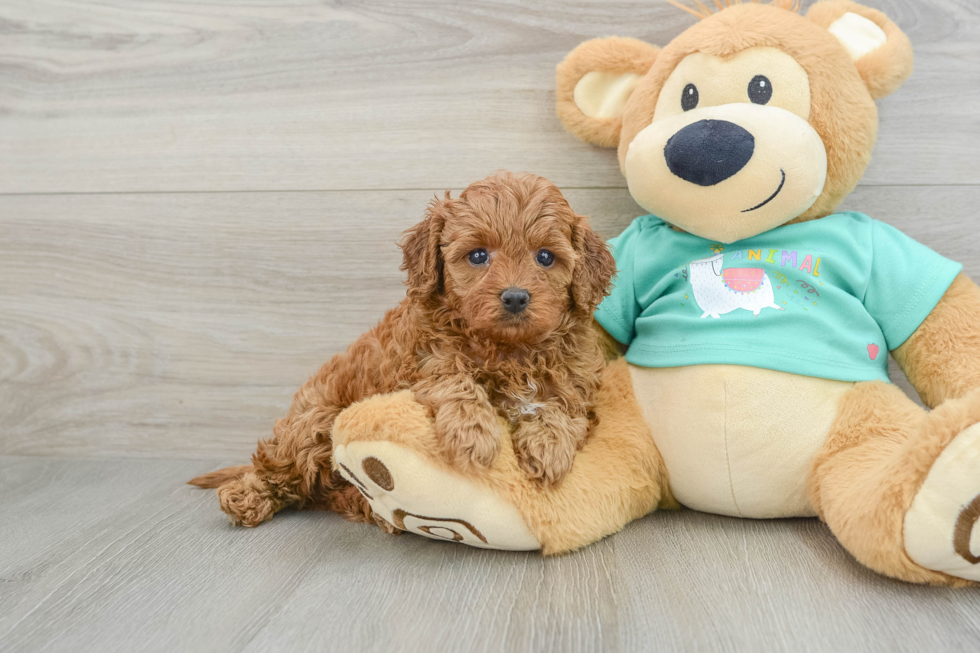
[596,212,962,383]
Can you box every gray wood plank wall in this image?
[3,0,978,459]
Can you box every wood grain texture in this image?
[0,0,978,194]
[1,456,978,653]
[3,186,978,459]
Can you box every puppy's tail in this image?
[187,465,254,489]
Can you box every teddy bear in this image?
[327,0,980,587]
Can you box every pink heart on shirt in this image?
[868,344,880,361]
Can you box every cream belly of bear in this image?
[629,364,854,518]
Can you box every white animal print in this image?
[689,254,784,319]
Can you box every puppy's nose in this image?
[500,287,530,314]
[664,119,755,186]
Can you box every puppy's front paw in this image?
[513,415,587,488]
[435,401,500,469]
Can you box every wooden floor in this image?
[1,0,979,650]
[1,456,979,653]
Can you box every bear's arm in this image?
[594,319,627,362]
[893,273,980,408]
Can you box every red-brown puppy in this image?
[190,171,616,530]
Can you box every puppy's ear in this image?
[807,0,913,100]
[570,216,616,314]
[556,37,660,148]
[400,193,450,302]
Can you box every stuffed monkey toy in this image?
[328,0,980,587]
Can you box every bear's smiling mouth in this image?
[741,169,786,213]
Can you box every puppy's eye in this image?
[535,249,555,267]
[748,75,772,105]
[467,248,489,266]
[681,83,698,111]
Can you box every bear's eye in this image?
[748,75,772,105]
[468,248,489,266]
[681,83,699,111]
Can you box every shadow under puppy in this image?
[190,171,616,530]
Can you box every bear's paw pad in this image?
[905,423,980,581]
[334,440,540,551]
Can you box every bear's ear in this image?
[807,0,914,100]
[556,37,660,147]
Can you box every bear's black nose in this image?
[500,287,530,314]
[663,119,755,186]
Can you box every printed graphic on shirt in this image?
[689,254,784,319]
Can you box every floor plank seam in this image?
[0,182,976,199]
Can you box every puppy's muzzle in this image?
[500,287,530,314]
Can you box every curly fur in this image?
[189,171,616,528]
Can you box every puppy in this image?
[189,171,616,530]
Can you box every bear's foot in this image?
[330,361,671,554]
[905,422,980,582]
[332,392,541,551]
